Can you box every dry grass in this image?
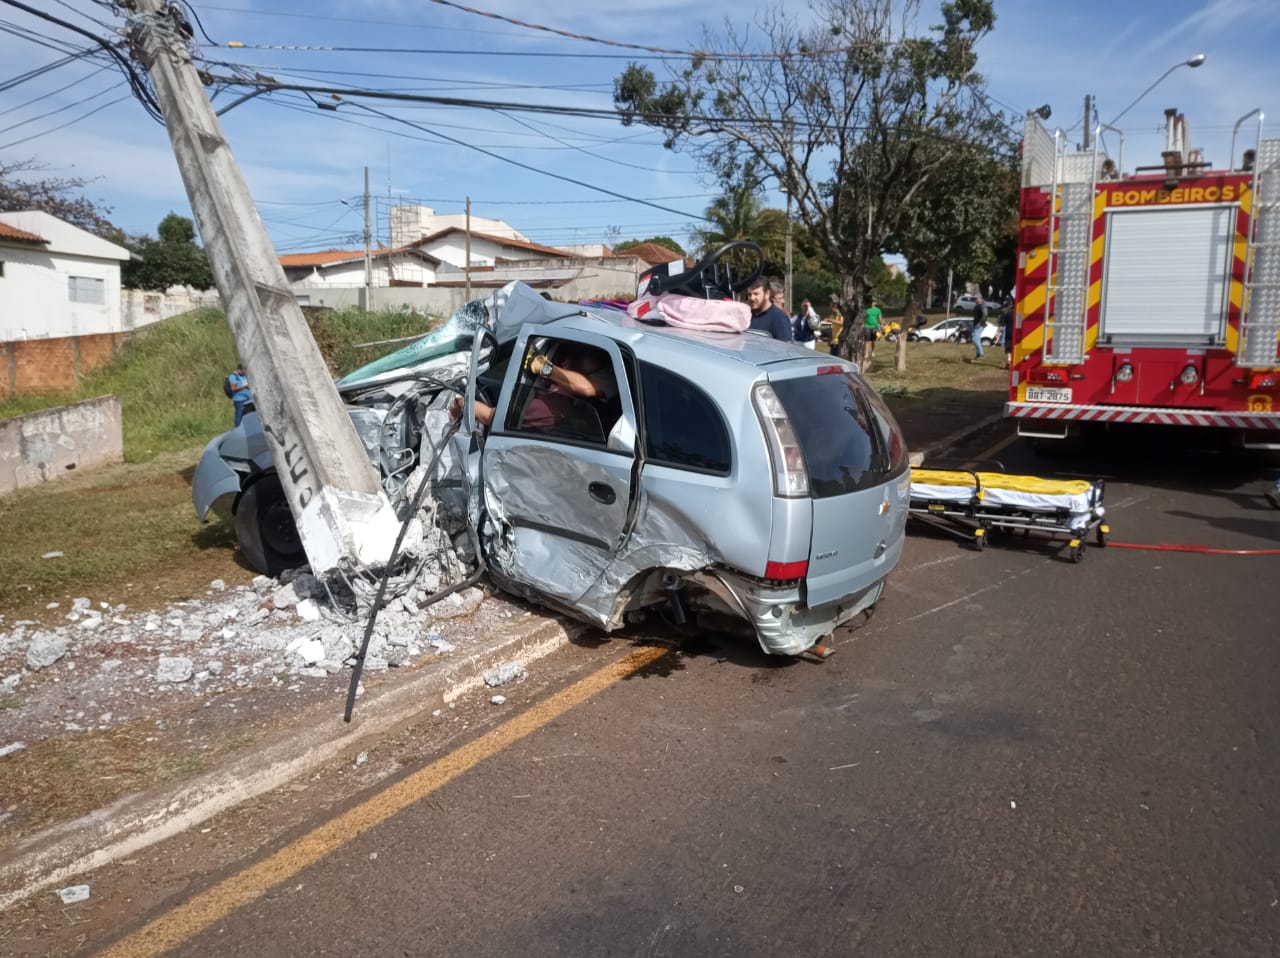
[0,721,260,843]
[0,448,246,622]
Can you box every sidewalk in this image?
[0,392,1008,909]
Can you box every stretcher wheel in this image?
[1096,524,1110,548]
[1069,539,1085,563]
[974,528,987,551]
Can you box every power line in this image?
[0,91,132,150]
[0,61,111,115]
[0,0,164,122]
[347,100,706,221]
[0,78,126,137]
[426,0,897,60]
[0,45,103,93]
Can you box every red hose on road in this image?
[1108,542,1280,556]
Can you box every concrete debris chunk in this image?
[156,656,194,684]
[0,742,27,758]
[490,694,507,705]
[210,579,226,591]
[483,662,526,688]
[41,551,64,560]
[26,633,70,670]
[71,597,92,613]
[57,885,90,904]
[251,575,273,594]
[295,599,321,622]
[271,583,302,610]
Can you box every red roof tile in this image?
[0,222,47,244]
[614,242,684,266]
[412,228,569,259]
[280,245,439,268]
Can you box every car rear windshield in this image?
[771,371,908,498]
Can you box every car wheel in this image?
[235,473,306,576]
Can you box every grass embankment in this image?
[0,307,440,621]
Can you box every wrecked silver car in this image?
[193,249,910,656]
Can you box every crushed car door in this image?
[478,328,639,608]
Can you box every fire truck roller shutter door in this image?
[1101,206,1234,343]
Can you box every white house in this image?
[389,205,527,247]
[280,246,443,291]
[0,210,131,341]
[410,227,570,270]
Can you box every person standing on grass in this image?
[1000,298,1015,369]
[793,298,819,349]
[745,277,793,341]
[969,296,987,363]
[861,298,882,371]
[226,363,252,427]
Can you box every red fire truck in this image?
[1006,108,1280,445]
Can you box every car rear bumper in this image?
[697,569,886,655]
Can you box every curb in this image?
[908,412,1008,467]
[0,613,580,911]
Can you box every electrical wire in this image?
[347,100,704,221]
[0,46,102,93]
[0,60,111,115]
[0,77,126,136]
[0,0,164,122]
[0,91,132,150]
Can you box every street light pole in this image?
[1107,54,1206,127]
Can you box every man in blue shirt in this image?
[746,277,793,341]
[226,363,252,426]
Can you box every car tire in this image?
[235,473,306,576]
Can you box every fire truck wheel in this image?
[235,473,307,576]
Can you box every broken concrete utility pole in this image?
[124,0,401,575]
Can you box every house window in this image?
[68,275,105,304]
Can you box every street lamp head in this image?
[1186,53,1206,68]
[1033,104,1052,121]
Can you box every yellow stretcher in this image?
[908,467,1110,562]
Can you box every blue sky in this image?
[1,0,1277,256]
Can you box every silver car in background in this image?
[194,255,909,657]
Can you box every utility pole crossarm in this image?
[125,0,400,575]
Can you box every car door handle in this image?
[588,481,616,505]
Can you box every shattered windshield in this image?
[336,299,490,388]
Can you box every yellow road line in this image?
[964,430,1020,469]
[96,644,671,958]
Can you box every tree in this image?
[122,213,214,291]
[888,144,1019,368]
[0,157,118,238]
[614,0,1010,360]
[693,161,788,276]
[615,236,687,256]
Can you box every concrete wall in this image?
[120,288,221,332]
[0,396,123,496]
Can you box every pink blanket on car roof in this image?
[626,292,751,333]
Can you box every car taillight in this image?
[752,382,810,498]
[764,560,808,581]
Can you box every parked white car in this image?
[911,317,973,343]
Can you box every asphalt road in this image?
[9,425,1280,957]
